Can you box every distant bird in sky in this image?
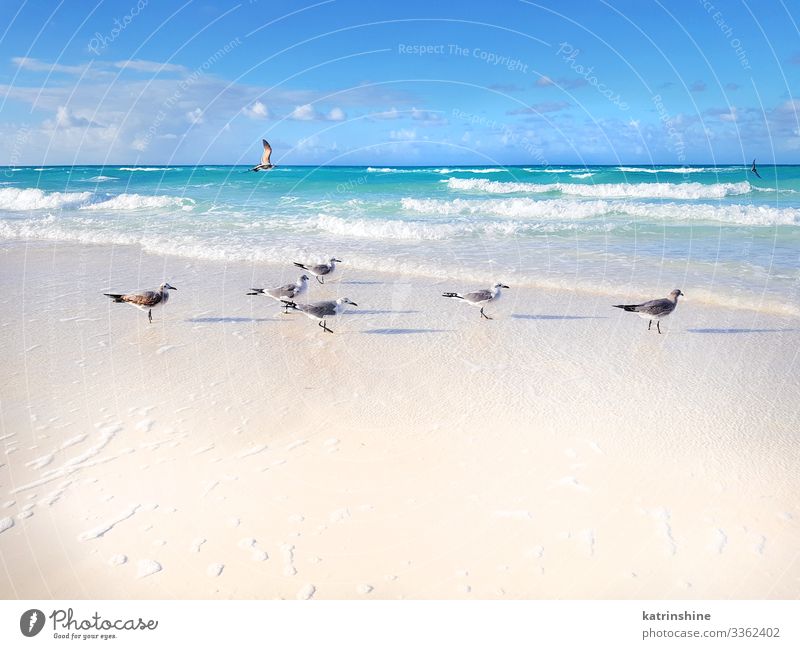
[442,283,509,320]
[247,274,309,312]
[104,282,177,323]
[612,289,683,334]
[282,297,358,333]
[751,159,762,179]
[293,258,341,284]
[251,139,274,172]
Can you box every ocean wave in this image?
[311,213,565,240]
[403,196,800,226]
[0,187,93,210]
[616,166,739,174]
[445,177,753,199]
[81,194,195,211]
[0,187,194,211]
[81,175,118,182]
[118,167,179,172]
[433,168,505,174]
[570,173,594,179]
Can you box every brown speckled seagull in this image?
[104,282,177,323]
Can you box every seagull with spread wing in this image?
[251,139,275,172]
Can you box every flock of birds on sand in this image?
[103,264,684,335]
[102,139,700,334]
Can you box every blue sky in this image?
[0,0,798,165]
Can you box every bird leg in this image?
[648,319,652,331]
[316,276,324,285]
[657,321,662,334]
[480,307,492,320]
[318,320,333,334]
[148,309,152,323]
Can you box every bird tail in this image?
[281,300,298,310]
[246,288,265,296]
[612,304,638,312]
[293,262,308,270]
[442,292,463,299]
[103,293,125,303]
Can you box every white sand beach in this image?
[1,240,798,599]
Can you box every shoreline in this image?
[1,239,799,599]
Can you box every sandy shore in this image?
[0,240,798,599]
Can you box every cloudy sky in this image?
[1,0,798,165]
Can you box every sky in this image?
[0,0,799,165]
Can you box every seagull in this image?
[104,282,177,323]
[250,139,274,172]
[612,289,684,334]
[442,283,509,320]
[750,159,762,179]
[293,258,341,284]
[247,275,309,312]
[281,297,358,334]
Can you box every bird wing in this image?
[310,263,331,275]
[261,139,272,166]
[463,289,493,303]
[122,290,162,307]
[301,301,337,317]
[636,298,674,316]
[266,282,296,299]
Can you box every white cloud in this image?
[328,107,346,121]
[389,128,416,140]
[13,57,89,75]
[186,107,204,124]
[290,104,316,121]
[113,59,188,74]
[410,107,446,124]
[373,107,401,120]
[243,101,269,119]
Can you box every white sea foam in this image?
[118,167,178,172]
[0,187,194,211]
[0,187,93,210]
[81,194,194,211]
[570,172,594,179]
[403,196,800,226]
[616,166,739,174]
[81,176,118,182]
[445,177,753,199]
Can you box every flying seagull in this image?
[247,274,309,312]
[281,297,358,334]
[751,159,762,179]
[293,258,341,284]
[442,283,509,320]
[251,139,274,172]
[104,282,177,323]
[612,289,683,334]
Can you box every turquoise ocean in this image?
[1,164,798,316]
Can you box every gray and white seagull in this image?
[442,282,509,320]
[247,274,309,312]
[251,139,275,172]
[293,257,341,284]
[612,289,684,333]
[104,282,177,323]
[281,297,358,334]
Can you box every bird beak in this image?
[501,285,510,289]
[169,285,177,290]
[350,302,358,307]
[334,258,342,263]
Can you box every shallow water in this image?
[1,164,798,315]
